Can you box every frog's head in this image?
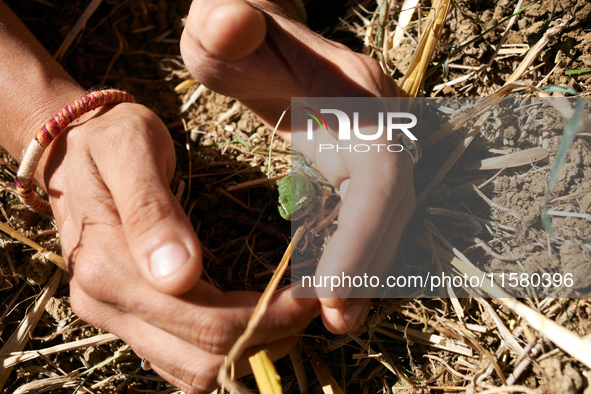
[277,174,321,221]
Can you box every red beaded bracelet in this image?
[15,89,135,213]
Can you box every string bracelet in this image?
[15,89,135,213]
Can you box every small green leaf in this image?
[232,134,254,150]
[565,69,591,76]
[540,85,578,95]
[442,57,450,80]
[541,205,554,237]
[542,98,586,236]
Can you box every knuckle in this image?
[359,54,384,75]
[151,348,222,392]
[190,313,241,354]
[68,282,108,328]
[68,252,108,300]
[121,193,176,236]
[186,365,220,393]
[355,54,397,96]
[93,103,174,163]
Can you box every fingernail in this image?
[342,302,372,331]
[150,243,190,278]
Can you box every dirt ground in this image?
[1,0,590,393]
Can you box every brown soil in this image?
[1,0,590,393]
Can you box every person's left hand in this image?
[42,102,318,393]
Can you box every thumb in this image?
[90,105,202,295]
[184,0,267,61]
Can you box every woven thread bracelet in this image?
[15,89,135,213]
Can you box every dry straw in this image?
[0,221,66,271]
[423,220,591,369]
[0,271,62,390]
[218,225,308,393]
[398,0,451,98]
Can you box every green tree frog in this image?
[277,174,322,221]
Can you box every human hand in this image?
[42,102,318,393]
[290,119,416,333]
[181,0,414,334]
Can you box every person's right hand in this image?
[181,0,413,336]
[42,102,318,393]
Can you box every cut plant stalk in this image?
[218,225,309,393]
[397,0,452,98]
[249,349,282,394]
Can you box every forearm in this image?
[0,1,85,183]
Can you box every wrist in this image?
[6,84,85,159]
[16,89,135,212]
[34,104,99,186]
[0,3,88,162]
[19,89,86,180]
